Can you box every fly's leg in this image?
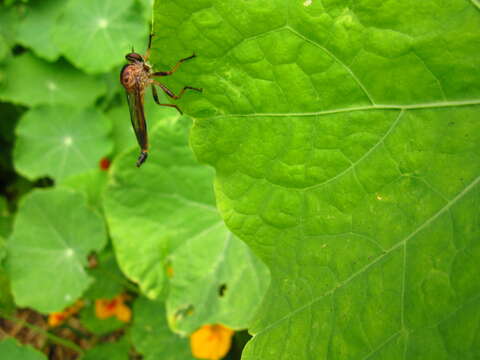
[144,33,154,62]
[151,85,183,115]
[153,81,202,100]
[152,54,197,77]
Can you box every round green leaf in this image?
[153,0,480,359]
[167,231,270,335]
[0,52,106,107]
[130,297,193,360]
[53,0,147,74]
[104,117,223,298]
[0,338,46,360]
[14,106,113,181]
[59,169,109,212]
[6,188,107,312]
[16,0,65,61]
[104,117,269,333]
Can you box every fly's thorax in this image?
[120,62,151,92]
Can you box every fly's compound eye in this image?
[125,53,143,62]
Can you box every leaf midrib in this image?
[209,99,480,119]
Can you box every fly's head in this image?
[125,52,151,73]
[125,52,143,63]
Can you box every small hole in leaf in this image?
[218,283,227,297]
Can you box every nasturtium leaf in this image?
[16,0,64,61]
[0,53,106,107]
[104,117,270,333]
[6,188,107,312]
[14,105,113,182]
[0,338,46,360]
[59,169,109,212]
[153,1,480,359]
[81,338,130,360]
[130,297,193,360]
[53,0,147,74]
[168,230,269,335]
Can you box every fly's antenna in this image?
[131,45,135,53]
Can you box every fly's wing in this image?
[125,80,148,153]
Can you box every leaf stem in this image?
[0,311,84,354]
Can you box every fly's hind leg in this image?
[152,54,197,77]
[151,85,183,115]
[153,81,202,100]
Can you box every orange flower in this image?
[190,324,234,360]
[48,299,84,327]
[95,294,131,323]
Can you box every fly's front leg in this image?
[144,33,154,62]
[152,54,197,77]
[151,85,183,115]
[153,81,202,100]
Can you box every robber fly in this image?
[120,34,202,167]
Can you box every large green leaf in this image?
[14,106,113,182]
[6,188,107,312]
[153,1,480,359]
[0,52,106,107]
[53,0,147,74]
[104,117,269,333]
